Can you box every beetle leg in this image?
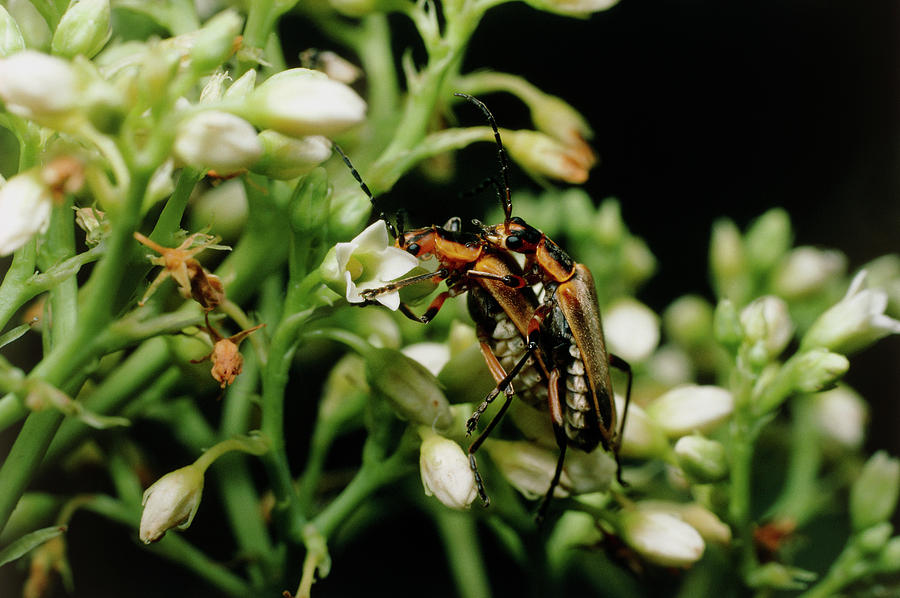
[536,369,568,522]
[609,353,633,487]
[358,267,449,300]
[466,269,528,289]
[466,338,539,436]
[397,290,452,324]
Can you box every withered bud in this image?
[192,315,264,389]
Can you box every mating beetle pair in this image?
[338,94,632,518]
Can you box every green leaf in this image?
[0,525,66,568]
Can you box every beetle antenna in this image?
[332,144,398,238]
[454,92,513,232]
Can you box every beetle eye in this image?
[506,235,523,250]
[406,243,420,255]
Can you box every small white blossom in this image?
[620,508,705,568]
[604,298,660,362]
[802,271,900,354]
[320,220,419,310]
[646,385,734,438]
[174,110,263,174]
[419,433,477,510]
[244,68,367,137]
[0,50,79,123]
[50,0,110,59]
[139,464,205,543]
[0,169,53,256]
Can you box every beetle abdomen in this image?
[467,287,547,406]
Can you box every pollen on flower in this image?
[42,156,85,201]
[134,232,229,309]
[192,314,265,388]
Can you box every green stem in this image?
[0,240,37,331]
[311,437,416,538]
[433,508,492,598]
[150,167,204,246]
[0,166,153,536]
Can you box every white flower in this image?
[0,170,53,256]
[139,464,205,543]
[174,110,262,174]
[243,68,367,137]
[320,220,419,310]
[419,433,477,510]
[646,385,734,438]
[604,298,660,362]
[740,295,794,360]
[620,508,705,568]
[773,246,846,299]
[0,50,79,123]
[802,271,900,354]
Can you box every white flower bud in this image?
[636,500,731,545]
[401,342,451,376]
[224,68,257,100]
[740,295,794,361]
[6,0,50,51]
[251,131,332,180]
[485,439,567,500]
[808,386,868,450]
[419,433,478,510]
[0,169,53,256]
[773,246,846,299]
[604,298,660,363]
[620,509,705,568]
[0,5,25,57]
[802,271,900,354]
[173,110,262,175]
[51,0,111,59]
[243,68,367,137]
[850,451,900,532]
[320,220,419,310]
[614,395,668,459]
[646,385,734,438]
[139,464,205,543]
[0,50,79,124]
[503,129,593,183]
[521,0,619,17]
[710,218,748,301]
[673,435,729,483]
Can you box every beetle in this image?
[455,93,633,518]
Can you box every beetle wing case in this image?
[556,264,616,447]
